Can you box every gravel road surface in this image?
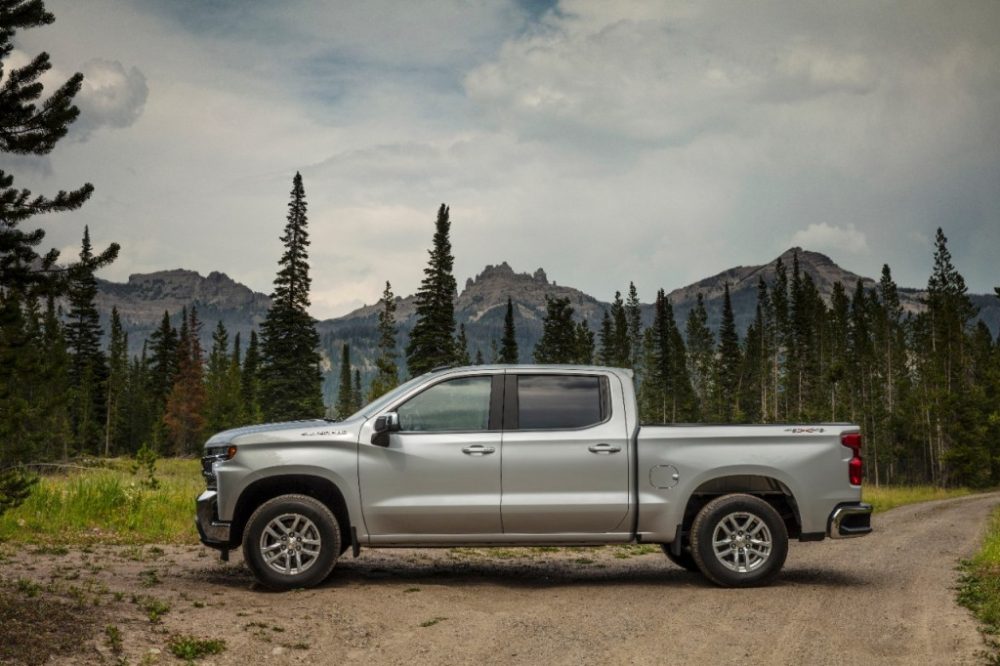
[5,492,998,665]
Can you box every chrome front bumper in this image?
[195,490,231,548]
[828,502,873,539]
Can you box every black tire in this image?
[242,494,341,590]
[690,493,788,588]
[661,543,699,572]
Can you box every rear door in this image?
[500,372,631,534]
[359,373,503,537]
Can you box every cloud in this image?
[73,59,148,138]
[790,223,869,255]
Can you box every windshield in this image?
[344,372,434,421]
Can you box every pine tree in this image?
[406,204,457,375]
[39,295,71,457]
[241,330,262,424]
[498,297,519,363]
[598,310,614,365]
[369,281,399,400]
[625,281,642,372]
[1,0,113,298]
[474,348,485,365]
[121,343,153,454]
[259,172,324,420]
[533,296,579,364]
[163,307,206,456]
[104,307,127,456]
[455,323,471,365]
[713,283,742,422]
[352,369,363,412]
[685,292,714,415]
[65,227,109,454]
[335,344,354,419]
[609,291,630,367]
[205,321,242,435]
[574,320,595,364]
[147,311,178,414]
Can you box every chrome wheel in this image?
[259,513,322,575]
[712,511,772,573]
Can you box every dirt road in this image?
[4,492,998,665]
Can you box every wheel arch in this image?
[231,474,351,550]
[679,472,802,540]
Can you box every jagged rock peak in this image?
[467,262,551,287]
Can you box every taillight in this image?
[842,433,862,486]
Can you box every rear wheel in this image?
[690,493,788,587]
[661,543,699,572]
[242,494,341,590]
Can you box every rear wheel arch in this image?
[679,474,802,541]
[231,474,351,551]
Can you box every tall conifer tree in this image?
[498,297,519,364]
[65,227,108,453]
[406,204,457,375]
[104,307,127,456]
[335,344,354,419]
[163,307,206,455]
[259,172,324,420]
[369,281,399,400]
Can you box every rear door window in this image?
[515,375,606,430]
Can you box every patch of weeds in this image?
[105,624,123,654]
[272,625,285,633]
[536,546,561,553]
[32,545,69,556]
[16,578,40,597]
[166,634,226,661]
[574,558,594,565]
[147,545,165,558]
[133,594,170,623]
[404,587,420,593]
[192,600,205,608]
[139,568,161,587]
[419,617,447,628]
[113,591,124,602]
[289,642,309,650]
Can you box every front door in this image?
[359,374,503,537]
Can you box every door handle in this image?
[588,443,621,454]
[462,445,496,456]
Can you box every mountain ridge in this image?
[91,250,999,403]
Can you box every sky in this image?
[7,0,1000,319]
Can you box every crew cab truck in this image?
[196,365,872,590]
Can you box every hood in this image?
[204,419,336,448]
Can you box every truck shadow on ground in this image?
[194,553,870,592]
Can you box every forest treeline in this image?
[1,1,998,497]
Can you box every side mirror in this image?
[371,412,399,447]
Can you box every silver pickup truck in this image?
[196,365,871,589]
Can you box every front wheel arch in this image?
[231,474,351,553]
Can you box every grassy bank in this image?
[958,508,1000,662]
[863,485,974,514]
[0,458,202,545]
[0,460,980,546]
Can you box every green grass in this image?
[958,508,1000,663]
[863,485,974,514]
[0,458,202,545]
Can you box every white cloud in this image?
[791,223,869,255]
[73,59,148,138]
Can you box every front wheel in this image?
[690,494,788,587]
[242,494,341,590]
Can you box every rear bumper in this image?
[195,490,232,549]
[828,502,873,539]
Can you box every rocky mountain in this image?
[93,252,999,405]
[94,269,272,356]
